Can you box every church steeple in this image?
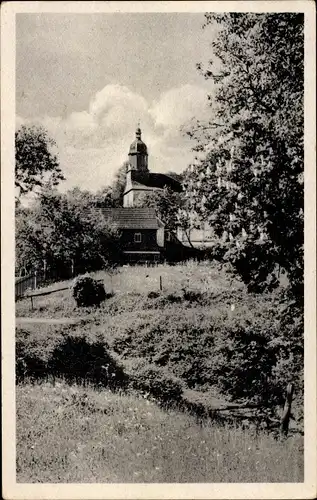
[136,125,141,140]
[128,124,148,172]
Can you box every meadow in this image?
[17,382,303,483]
[16,261,304,482]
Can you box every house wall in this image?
[123,172,133,207]
[121,229,160,251]
[176,223,216,248]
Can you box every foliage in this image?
[130,363,184,404]
[15,125,64,202]
[135,186,182,231]
[72,275,106,307]
[111,161,130,207]
[16,332,47,383]
[94,186,116,207]
[106,284,303,421]
[15,188,121,274]
[16,329,128,390]
[185,13,304,299]
[47,334,127,389]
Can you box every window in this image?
[134,232,142,243]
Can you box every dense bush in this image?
[16,336,47,383]
[47,335,128,389]
[16,331,128,390]
[207,296,304,426]
[110,308,219,388]
[130,363,184,404]
[72,275,106,307]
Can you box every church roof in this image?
[128,171,182,192]
[97,208,163,229]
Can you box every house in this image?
[99,207,165,263]
[97,126,206,263]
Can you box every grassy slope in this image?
[16,262,303,482]
[16,261,240,318]
[17,382,303,483]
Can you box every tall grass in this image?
[16,382,303,483]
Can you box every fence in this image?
[15,270,57,300]
[15,263,87,301]
[15,274,37,300]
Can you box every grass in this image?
[15,260,242,318]
[15,261,303,482]
[16,382,304,483]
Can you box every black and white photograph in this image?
[1,1,316,498]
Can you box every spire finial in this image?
[136,120,141,139]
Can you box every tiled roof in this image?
[97,208,163,229]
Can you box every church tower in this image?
[127,126,148,172]
[123,125,181,208]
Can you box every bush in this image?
[72,275,106,307]
[16,337,47,383]
[16,330,128,390]
[130,363,184,404]
[47,335,128,389]
[209,296,303,418]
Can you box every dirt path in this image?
[16,317,84,325]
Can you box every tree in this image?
[135,186,181,230]
[15,188,121,275]
[111,161,129,206]
[15,125,65,202]
[135,186,196,248]
[186,13,304,298]
[94,186,116,207]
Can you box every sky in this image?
[16,13,216,192]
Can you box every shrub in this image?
[209,296,303,423]
[130,364,184,404]
[182,288,204,303]
[164,291,184,303]
[72,275,106,307]
[47,334,128,390]
[16,338,47,383]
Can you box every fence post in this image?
[280,383,294,437]
[43,259,47,282]
[34,271,37,290]
[71,259,74,278]
[160,275,163,291]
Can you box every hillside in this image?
[16,261,304,482]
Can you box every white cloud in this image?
[150,83,211,130]
[17,83,211,192]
